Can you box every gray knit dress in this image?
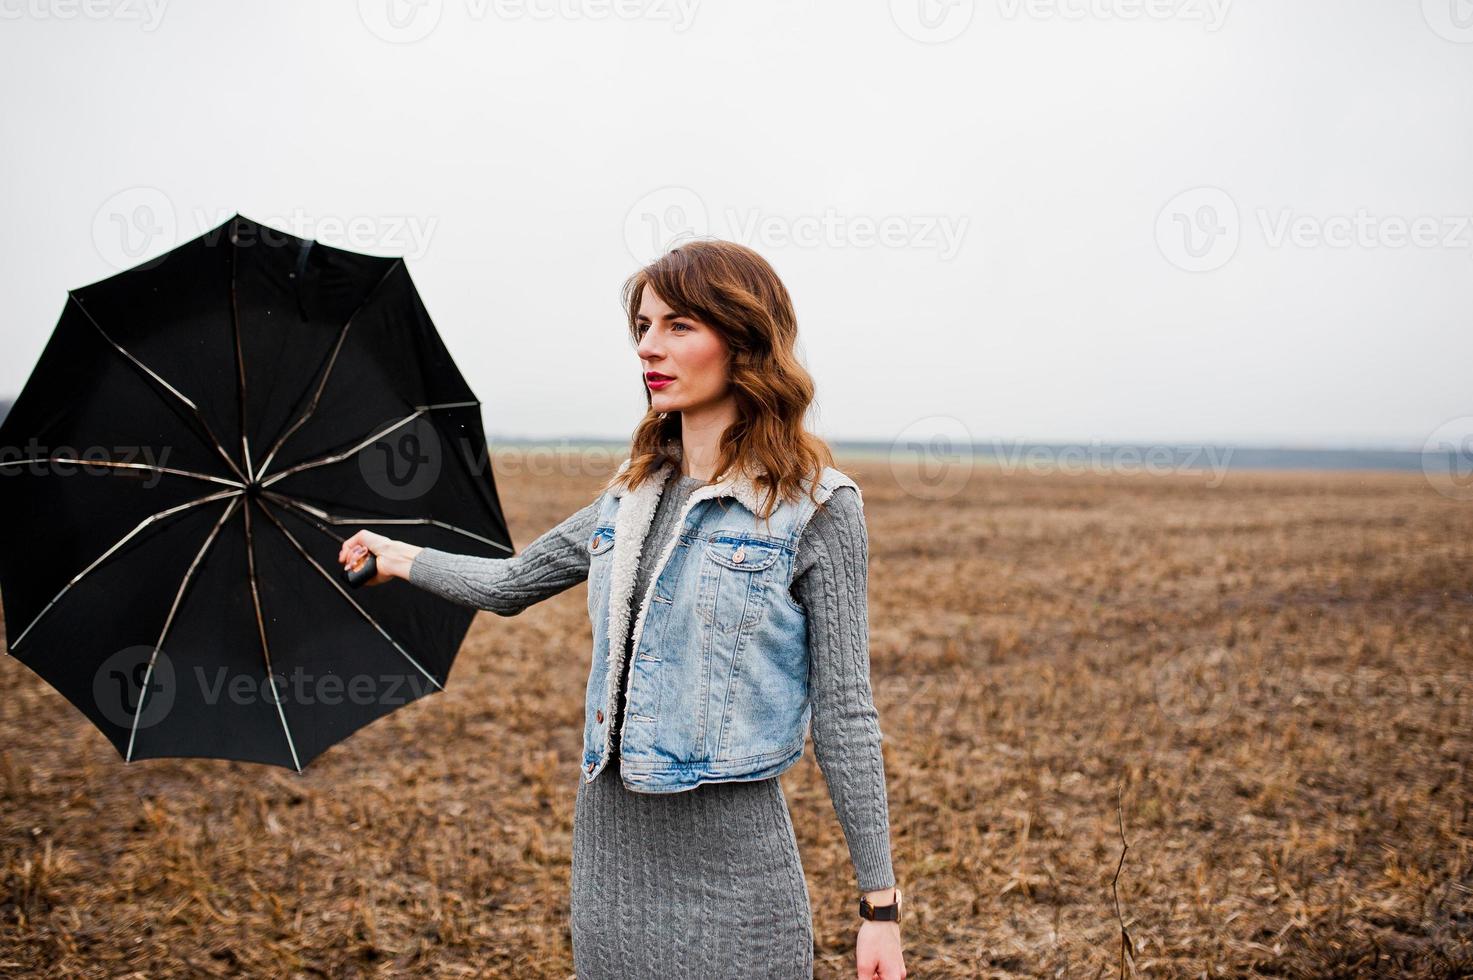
[407,466,895,979]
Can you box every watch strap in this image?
[858,892,901,921]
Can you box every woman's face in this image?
[634,285,731,416]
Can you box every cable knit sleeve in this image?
[792,485,897,894]
[406,497,600,615]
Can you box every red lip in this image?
[645,372,675,381]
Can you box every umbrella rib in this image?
[127,494,243,762]
[256,402,480,489]
[230,218,256,482]
[252,258,406,481]
[0,456,244,489]
[68,293,248,484]
[6,487,244,653]
[260,489,513,554]
[242,492,303,772]
[253,497,445,692]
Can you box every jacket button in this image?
[586,761,595,773]
[733,546,746,563]
[596,709,604,723]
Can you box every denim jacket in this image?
[580,456,861,793]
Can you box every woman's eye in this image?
[673,322,690,332]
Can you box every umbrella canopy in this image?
[0,213,512,772]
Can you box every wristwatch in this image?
[858,887,902,922]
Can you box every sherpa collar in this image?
[607,455,773,516]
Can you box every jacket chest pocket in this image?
[586,524,616,622]
[698,533,783,633]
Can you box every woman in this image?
[337,240,906,980]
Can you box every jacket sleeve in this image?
[793,485,897,893]
[406,497,600,614]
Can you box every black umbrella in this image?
[0,213,512,771]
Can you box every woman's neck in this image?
[673,400,736,482]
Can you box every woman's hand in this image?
[857,919,906,980]
[338,530,424,586]
[857,886,906,980]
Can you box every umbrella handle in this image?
[344,551,378,588]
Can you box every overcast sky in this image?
[2,0,1469,451]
